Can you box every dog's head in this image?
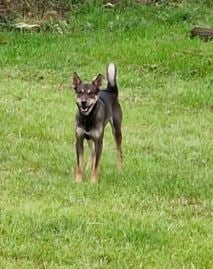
[72,72,102,115]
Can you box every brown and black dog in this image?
[72,63,122,183]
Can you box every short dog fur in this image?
[72,63,122,183]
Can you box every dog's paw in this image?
[75,168,83,183]
[91,170,98,183]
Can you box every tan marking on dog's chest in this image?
[76,126,85,137]
[76,126,103,140]
[88,127,103,140]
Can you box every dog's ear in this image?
[92,74,102,89]
[72,72,81,89]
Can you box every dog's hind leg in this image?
[111,104,123,169]
[114,126,122,170]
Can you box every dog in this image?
[72,63,122,183]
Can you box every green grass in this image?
[0,2,213,268]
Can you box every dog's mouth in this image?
[81,105,91,113]
[79,103,94,115]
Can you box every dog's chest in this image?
[76,125,101,140]
[76,115,102,140]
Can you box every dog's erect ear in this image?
[92,74,102,89]
[72,72,82,89]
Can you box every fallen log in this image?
[191,27,213,41]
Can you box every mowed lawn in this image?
[0,3,213,268]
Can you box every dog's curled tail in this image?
[107,63,118,96]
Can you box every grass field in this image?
[0,1,213,268]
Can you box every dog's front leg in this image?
[91,138,103,183]
[86,140,95,170]
[75,137,84,182]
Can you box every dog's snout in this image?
[81,100,87,107]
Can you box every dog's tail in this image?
[107,63,118,96]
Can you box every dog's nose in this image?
[81,101,87,107]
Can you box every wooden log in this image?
[191,27,213,41]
